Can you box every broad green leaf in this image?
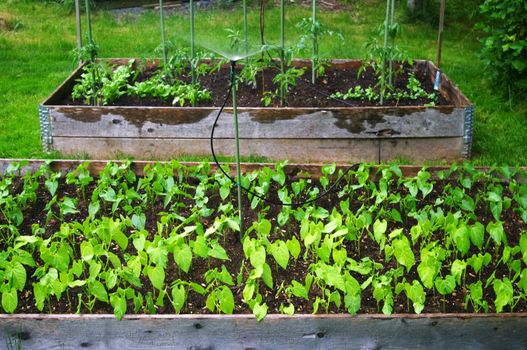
[451,259,467,285]
[131,213,146,230]
[286,237,301,260]
[148,266,165,291]
[520,233,527,264]
[344,293,361,315]
[252,302,268,321]
[2,288,17,313]
[191,235,209,259]
[133,233,146,252]
[453,225,470,256]
[269,240,289,270]
[417,261,437,289]
[392,236,415,272]
[487,221,505,246]
[171,284,186,314]
[80,241,94,261]
[469,222,485,249]
[10,262,26,291]
[173,243,193,273]
[112,229,129,251]
[89,280,109,302]
[405,281,425,314]
[218,286,234,314]
[373,219,387,250]
[250,245,266,268]
[33,283,46,311]
[493,278,513,313]
[434,275,456,295]
[110,292,127,320]
[261,263,273,289]
[209,241,229,260]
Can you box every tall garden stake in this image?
[159,0,167,64]
[190,0,196,86]
[280,0,285,106]
[75,0,82,53]
[230,61,244,239]
[388,0,395,86]
[435,0,445,93]
[311,0,317,84]
[380,0,390,105]
[243,0,248,64]
[85,0,96,106]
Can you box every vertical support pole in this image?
[380,0,390,106]
[388,0,395,86]
[160,0,167,64]
[190,0,196,85]
[75,0,82,52]
[230,61,244,239]
[85,0,96,106]
[280,0,285,106]
[311,0,317,84]
[435,0,445,92]
[243,0,248,64]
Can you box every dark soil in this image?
[4,173,527,316]
[62,62,448,108]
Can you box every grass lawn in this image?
[0,0,525,164]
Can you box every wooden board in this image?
[49,106,465,139]
[51,137,381,162]
[50,136,464,162]
[0,313,526,350]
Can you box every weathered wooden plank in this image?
[49,107,465,139]
[51,137,382,162]
[0,313,526,350]
[380,137,464,162]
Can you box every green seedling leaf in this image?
[171,284,186,314]
[262,263,273,289]
[469,222,485,250]
[89,280,109,302]
[373,219,387,250]
[133,233,146,252]
[392,236,415,272]
[280,303,295,315]
[451,259,467,285]
[405,280,425,314]
[148,266,165,291]
[493,278,513,313]
[110,292,127,320]
[80,241,94,261]
[520,233,527,264]
[269,240,289,270]
[2,288,17,313]
[173,243,193,273]
[487,221,506,246]
[453,224,470,256]
[218,286,234,314]
[252,302,268,321]
[191,235,209,259]
[250,245,266,269]
[434,275,456,295]
[289,280,309,299]
[417,259,439,290]
[209,241,229,260]
[131,213,146,230]
[286,236,301,260]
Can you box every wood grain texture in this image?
[49,106,465,139]
[0,313,526,350]
[51,137,383,162]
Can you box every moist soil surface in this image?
[6,174,526,316]
[62,62,448,108]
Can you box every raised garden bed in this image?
[1,159,526,349]
[39,59,474,162]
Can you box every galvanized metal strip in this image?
[463,105,475,158]
[38,105,52,152]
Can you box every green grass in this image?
[0,0,525,164]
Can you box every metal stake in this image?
[380,0,390,105]
[75,0,82,52]
[280,0,285,106]
[230,61,244,239]
[311,0,317,84]
[243,0,248,64]
[435,0,445,92]
[160,0,167,64]
[190,0,196,86]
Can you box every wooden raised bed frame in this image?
[0,159,526,350]
[39,59,474,163]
